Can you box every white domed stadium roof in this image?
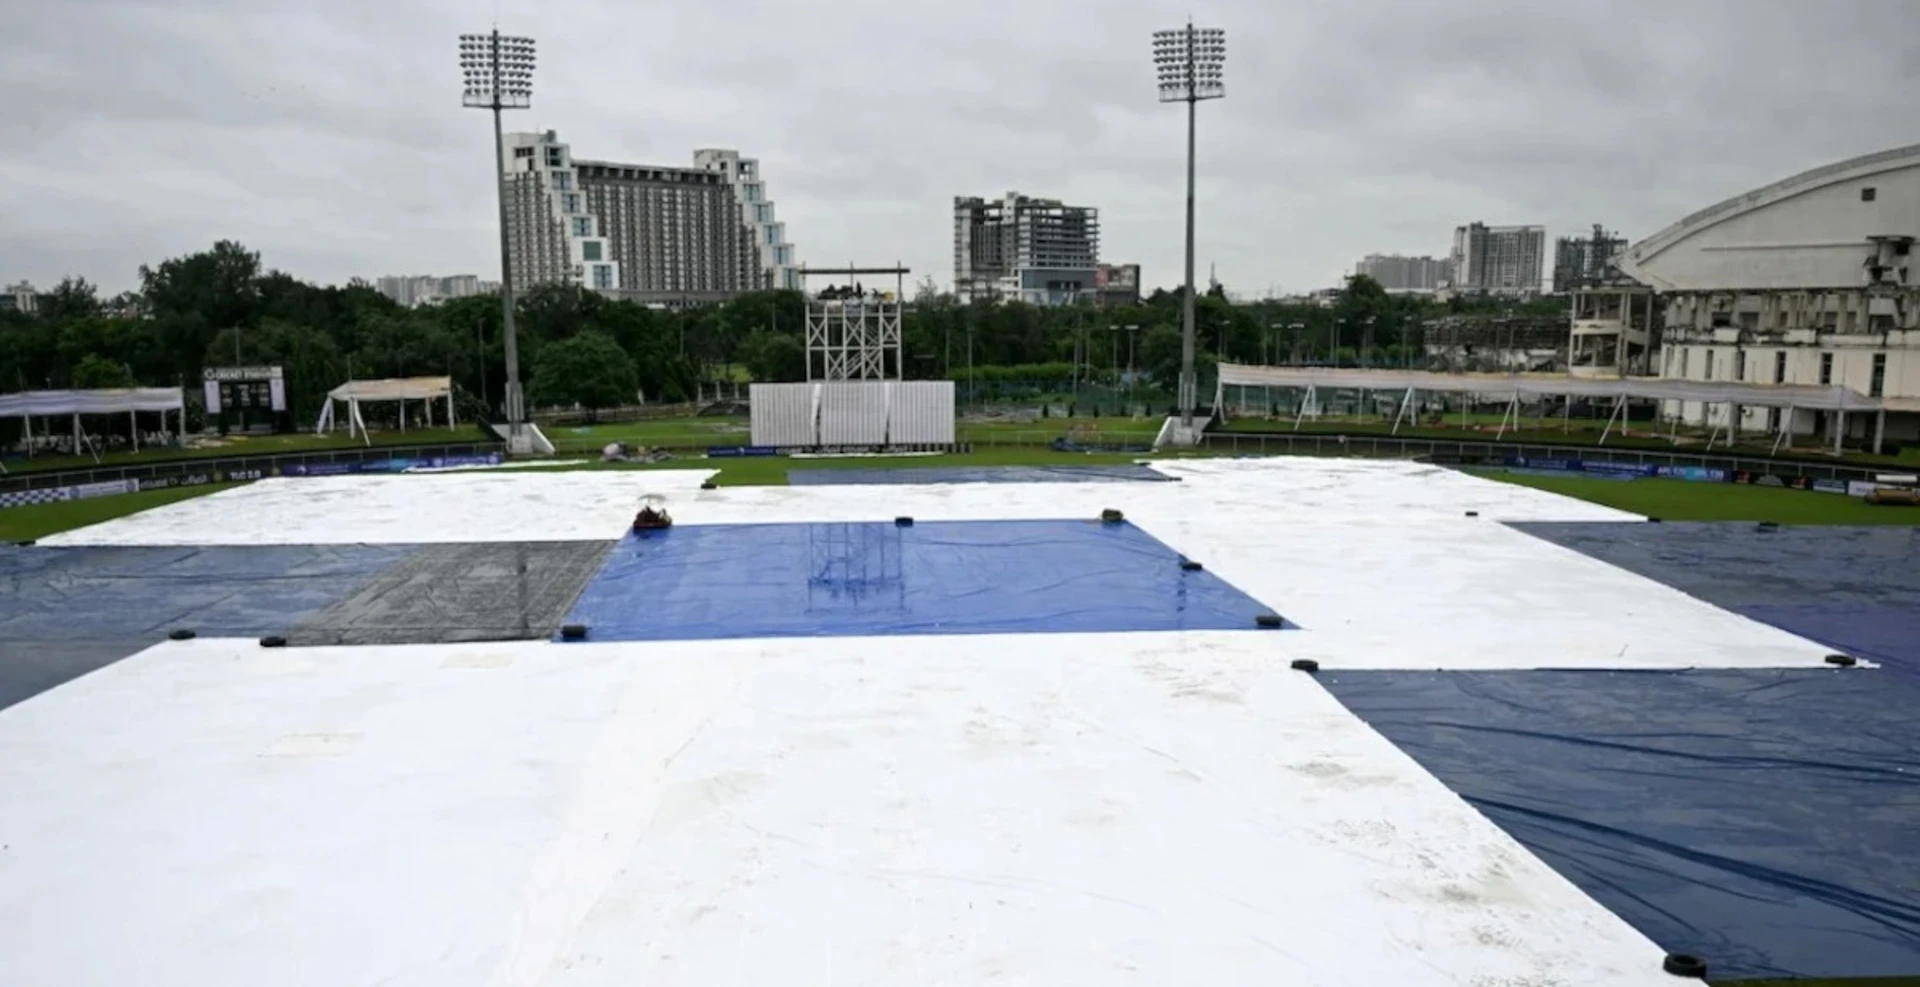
[1617,144,1920,292]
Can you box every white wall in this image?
[749,383,814,447]
[750,382,958,447]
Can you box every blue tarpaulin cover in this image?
[1512,522,1920,678]
[0,544,413,709]
[560,519,1280,642]
[1324,667,1920,982]
[787,465,1173,485]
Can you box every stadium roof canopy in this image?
[1613,143,1920,292]
[0,388,184,417]
[1216,364,1883,412]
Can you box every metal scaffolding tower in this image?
[800,265,909,381]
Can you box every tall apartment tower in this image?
[953,192,1100,305]
[500,130,797,306]
[1449,223,1546,295]
[694,149,799,290]
[1354,254,1449,292]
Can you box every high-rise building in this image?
[374,274,500,307]
[1449,223,1546,295]
[693,149,799,291]
[953,192,1100,305]
[1354,254,1448,293]
[1552,225,1629,293]
[501,130,796,307]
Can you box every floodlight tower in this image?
[460,30,535,453]
[1154,23,1225,429]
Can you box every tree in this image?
[528,331,635,418]
[70,354,134,390]
[206,321,346,420]
[737,331,805,382]
[41,277,101,323]
[517,282,601,342]
[139,240,263,330]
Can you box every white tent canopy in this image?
[0,388,185,465]
[0,388,185,417]
[315,376,455,443]
[1216,365,1881,411]
[1215,363,1888,453]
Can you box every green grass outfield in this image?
[11,445,1919,542]
[547,414,1161,454]
[0,449,1171,540]
[0,482,247,543]
[523,447,1174,485]
[1475,469,1920,524]
[1224,414,1920,468]
[1,426,478,475]
[14,407,1910,476]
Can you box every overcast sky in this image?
[2,0,1914,298]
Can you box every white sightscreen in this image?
[818,381,890,446]
[750,383,816,447]
[888,381,955,444]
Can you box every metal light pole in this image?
[460,30,535,453]
[1154,23,1225,428]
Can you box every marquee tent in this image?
[1215,364,1888,453]
[315,377,455,443]
[0,388,185,465]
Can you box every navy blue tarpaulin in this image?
[1512,522,1920,678]
[1323,668,1920,981]
[560,519,1280,642]
[787,465,1174,485]
[0,544,412,709]
[0,542,619,708]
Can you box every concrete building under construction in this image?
[953,192,1101,305]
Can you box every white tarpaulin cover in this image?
[0,388,184,417]
[1217,364,1883,411]
[17,462,1848,986]
[325,377,451,402]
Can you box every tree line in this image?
[0,239,1565,422]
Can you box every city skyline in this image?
[0,0,1910,298]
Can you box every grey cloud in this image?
[0,0,1912,296]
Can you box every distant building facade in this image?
[374,274,500,308]
[1094,263,1141,307]
[500,130,796,308]
[953,192,1101,305]
[1552,225,1630,293]
[1449,223,1546,295]
[1354,254,1448,293]
[1,281,39,315]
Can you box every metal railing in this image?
[0,441,506,495]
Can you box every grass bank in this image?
[1475,470,1920,524]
